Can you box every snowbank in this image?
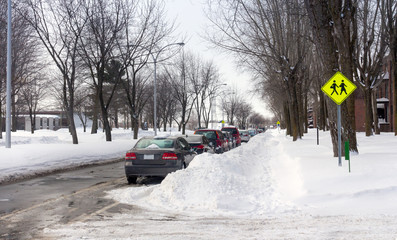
[110,131,300,216]
[109,129,397,217]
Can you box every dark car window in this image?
[217,131,224,139]
[196,131,216,140]
[178,138,190,150]
[222,128,238,134]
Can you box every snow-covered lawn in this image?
[0,128,151,183]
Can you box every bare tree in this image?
[187,54,205,129]
[118,0,174,139]
[166,52,197,134]
[0,2,42,136]
[248,112,266,129]
[21,0,87,144]
[20,74,47,134]
[305,0,359,156]
[382,0,397,135]
[353,0,388,136]
[0,1,6,139]
[199,61,221,128]
[78,0,127,141]
[235,101,252,129]
[157,72,176,131]
[206,0,311,141]
[221,90,242,126]
[74,86,92,132]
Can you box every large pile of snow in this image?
[110,129,397,217]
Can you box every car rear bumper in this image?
[125,161,182,177]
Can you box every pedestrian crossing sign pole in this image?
[321,71,356,167]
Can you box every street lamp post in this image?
[148,42,184,136]
[5,0,12,148]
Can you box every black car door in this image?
[177,138,196,166]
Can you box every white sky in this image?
[164,0,274,118]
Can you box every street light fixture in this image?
[148,42,184,136]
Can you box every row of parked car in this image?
[193,126,242,154]
[124,126,254,184]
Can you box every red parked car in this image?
[221,126,242,146]
[194,129,228,154]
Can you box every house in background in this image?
[355,55,395,132]
[1,111,68,132]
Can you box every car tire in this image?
[127,176,137,184]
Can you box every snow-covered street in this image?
[1,128,397,239]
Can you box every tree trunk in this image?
[29,109,35,134]
[181,110,186,134]
[91,92,99,134]
[392,42,397,135]
[319,91,326,130]
[0,103,3,139]
[114,109,119,129]
[304,92,308,133]
[364,88,374,136]
[163,114,167,132]
[130,111,138,139]
[372,90,380,134]
[98,90,112,141]
[284,102,291,136]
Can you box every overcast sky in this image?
[164,0,274,119]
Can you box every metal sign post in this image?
[321,71,356,166]
[337,105,342,166]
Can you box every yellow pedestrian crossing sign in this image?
[321,71,356,105]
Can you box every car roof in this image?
[183,135,205,141]
[140,135,181,140]
[195,129,220,131]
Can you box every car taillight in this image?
[196,144,204,149]
[125,152,136,160]
[162,152,178,160]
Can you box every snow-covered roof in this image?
[377,97,389,102]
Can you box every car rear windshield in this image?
[195,131,216,140]
[222,128,238,134]
[135,138,174,149]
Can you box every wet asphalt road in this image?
[0,161,125,215]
